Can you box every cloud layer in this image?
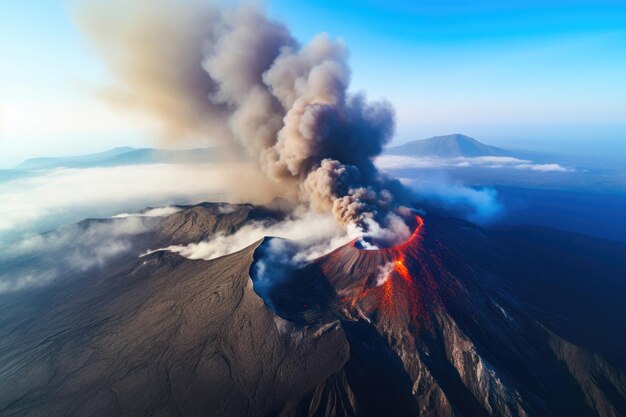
[397,175,504,223]
[0,215,159,293]
[376,155,573,172]
[0,163,280,243]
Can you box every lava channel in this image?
[336,215,441,329]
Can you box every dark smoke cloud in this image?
[75,0,411,245]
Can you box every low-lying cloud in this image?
[0,161,283,294]
[0,162,280,243]
[376,155,573,172]
[112,206,182,218]
[0,215,159,293]
[400,175,504,223]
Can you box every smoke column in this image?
[75,0,412,246]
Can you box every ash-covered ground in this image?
[1,202,625,417]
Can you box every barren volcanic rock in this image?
[253,214,626,417]
[1,204,625,417]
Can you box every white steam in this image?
[147,211,358,262]
[375,262,396,287]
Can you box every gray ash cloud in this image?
[76,0,412,245]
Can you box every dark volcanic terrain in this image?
[1,203,625,417]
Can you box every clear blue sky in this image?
[1,0,625,167]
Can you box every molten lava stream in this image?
[343,215,428,328]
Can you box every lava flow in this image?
[327,215,443,330]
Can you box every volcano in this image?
[1,203,625,417]
[384,134,511,158]
[253,214,626,416]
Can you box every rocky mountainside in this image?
[257,214,626,416]
[1,204,625,416]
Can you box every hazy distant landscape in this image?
[4,134,624,244]
[2,1,625,416]
[379,134,626,241]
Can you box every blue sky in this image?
[1,0,625,167]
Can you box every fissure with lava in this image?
[332,216,441,329]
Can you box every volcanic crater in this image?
[2,203,626,417]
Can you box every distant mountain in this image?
[16,147,135,169]
[15,147,216,169]
[385,133,512,158]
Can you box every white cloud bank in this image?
[0,163,277,243]
[376,155,573,172]
[112,206,183,218]
[397,175,504,223]
[0,216,158,293]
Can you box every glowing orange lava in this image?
[394,259,411,284]
[335,215,438,329]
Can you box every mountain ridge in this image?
[15,147,217,169]
[385,134,512,158]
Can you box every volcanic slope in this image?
[1,204,625,417]
[257,214,626,417]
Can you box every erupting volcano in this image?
[249,209,626,417]
[2,203,626,417]
[334,215,436,329]
[1,1,624,416]
[253,214,456,335]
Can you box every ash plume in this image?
[75,0,412,245]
